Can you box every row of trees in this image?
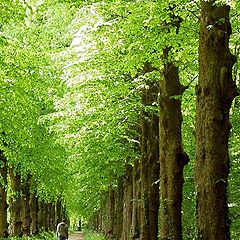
[0,151,66,237]
[0,0,240,239]
[62,0,239,239]
[0,1,74,238]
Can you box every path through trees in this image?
[69,232,84,240]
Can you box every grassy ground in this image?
[83,231,105,240]
[3,232,56,240]
[3,231,105,240]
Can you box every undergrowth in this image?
[3,232,56,240]
[84,231,105,240]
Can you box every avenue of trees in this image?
[0,0,240,240]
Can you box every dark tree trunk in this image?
[0,151,8,238]
[140,63,160,240]
[131,160,141,239]
[9,167,23,237]
[114,178,124,239]
[159,47,189,240]
[195,2,237,239]
[49,203,56,231]
[107,187,114,238]
[30,192,39,235]
[56,197,62,225]
[38,200,44,232]
[43,202,49,231]
[22,175,31,236]
[121,164,133,240]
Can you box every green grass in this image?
[83,231,106,240]
[2,231,106,240]
[3,232,56,240]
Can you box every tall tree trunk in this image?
[56,196,62,225]
[159,47,189,240]
[114,177,124,239]
[9,167,23,237]
[0,151,8,238]
[22,174,31,236]
[131,160,141,239]
[30,192,39,235]
[99,207,104,233]
[140,63,160,240]
[43,202,49,231]
[49,203,56,231]
[121,164,133,240]
[38,200,44,232]
[195,2,237,239]
[107,187,114,238]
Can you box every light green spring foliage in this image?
[88,0,199,78]
[0,0,25,24]
[10,0,200,222]
[228,0,240,236]
[46,6,142,217]
[229,98,240,239]
[1,0,240,237]
[0,0,75,200]
[0,1,199,220]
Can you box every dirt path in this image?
[69,232,84,240]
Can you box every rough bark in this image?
[22,175,31,236]
[195,2,237,239]
[30,192,39,235]
[9,167,23,237]
[0,151,8,238]
[140,63,160,240]
[159,47,189,240]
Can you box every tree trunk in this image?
[9,167,23,237]
[131,160,141,239]
[49,203,56,231]
[121,164,133,240]
[56,197,62,225]
[43,202,49,231]
[114,177,124,239]
[0,151,8,238]
[38,200,44,232]
[99,207,104,233]
[159,47,189,240]
[22,175,31,236]
[195,2,237,239]
[107,187,114,238]
[30,192,39,235]
[140,63,160,240]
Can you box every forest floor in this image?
[69,232,84,240]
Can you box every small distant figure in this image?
[77,219,82,231]
[56,219,69,240]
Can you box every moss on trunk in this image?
[195,2,238,239]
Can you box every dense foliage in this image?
[0,0,240,239]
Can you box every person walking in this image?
[56,219,69,240]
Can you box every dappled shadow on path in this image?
[69,231,84,240]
